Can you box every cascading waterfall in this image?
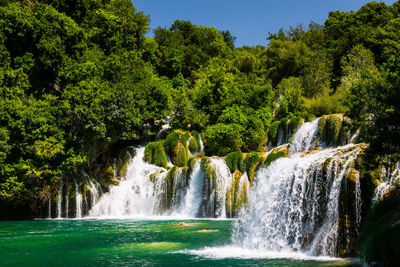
[289,119,319,154]
[75,182,82,219]
[173,160,204,217]
[65,190,69,218]
[231,115,366,257]
[57,182,63,218]
[89,147,166,217]
[233,144,365,256]
[373,162,400,202]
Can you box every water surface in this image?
[0,219,360,266]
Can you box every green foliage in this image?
[360,191,400,266]
[268,121,280,144]
[318,115,343,146]
[264,150,286,166]
[245,152,259,182]
[144,141,167,168]
[225,151,244,174]
[174,143,189,167]
[188,137,199,154]
[204,124,244,156]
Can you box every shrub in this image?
[144,141,167,168]
[225,151,244,173]
[174,142,189,167]
[204,123,244,156]
[267,121,280,144]
[245,151,259,182]
[188,136,199,154]
[164,131,180,158]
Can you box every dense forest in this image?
[1,0,400,264]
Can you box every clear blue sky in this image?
[132,0,397,47]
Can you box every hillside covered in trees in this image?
[1,0,400,264]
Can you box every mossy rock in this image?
[174,142,189,167]
[347,168,359,183]
[200,156,209,172]
[264,150,286,166]
[191,130,201,148]
[145,141,168,168]
[267,121,280,144]
[225,151,244,173]
[188,136,199,154]
[164,130,190,167]
[318,114,343,146]
[245,152,259,182]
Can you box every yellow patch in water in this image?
[193,229,219,233]
[134,242,183,251]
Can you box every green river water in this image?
[0,219,360,266]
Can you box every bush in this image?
[225,151,244,173]
[264,150,285,166]
[245,152,259,182]
[175,142,189,167]
[267,121,280,144]
[319,114,342,146]
[144,141,167,168]
[164,131,180,158]
[188,136,199,154]
[204,123,244,156]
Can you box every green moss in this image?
[318,114,343,146]
[200,156,209,172]
[264,150,286,166]
[164,132,180,157]
[191,130,201,148]
[188,137,199,154]
[307,114,316,122]
[288,116,302,132]
[144,141,168,168]
[225,151,244,173]
[163,166,177,210]
[174,142,189,167]
[267,121,280,144]
[245,152,259,182]
[326,115,342,145]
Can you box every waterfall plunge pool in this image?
[0,219,360,266]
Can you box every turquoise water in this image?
[0,219,360,266]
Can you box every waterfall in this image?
[174,160,204,217]
[89,147,165,217]
[48,199,51,218]
[57,182,63,218]
[233,144,366,256]
[373,162,400,202]
[289,118,319,155]
[199,134,204,153]
[75,182,82,218]
[65,189,69,218]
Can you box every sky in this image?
[132,0,397,47]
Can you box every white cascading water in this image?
[373,162,400,202]
[57,182,63,218]
[75,182,82,218]
[173,160,204,217]
[231,119,366,256]
[89,147,166,217]
[208,158,234,218]
[289,119,319,154]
